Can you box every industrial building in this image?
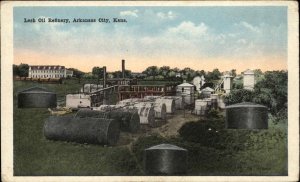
[28,65,73,78]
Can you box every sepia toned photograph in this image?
[1,1,299,182]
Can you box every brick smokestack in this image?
[103,66,106,88]
[122,59,125,78]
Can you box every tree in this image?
[92,67,104,78]
[18,63,29,77]
[224,89,255,105]
[181,67,195,81]
[230,69,237,77]
[68,68,85,83]
[158,66,170,79]
[143,66,159,80]
[206,68,221,81]
[112,70,132,78]
[13,64,19,76]
[253,70,287,115]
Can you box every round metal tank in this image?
[144,143,188,175]
[44,115,120,145]
[95,105,122,111]
[117,102,156,127]
[163,96,183,110]
[133,103,156,127]
[194,99,207,116]
[225,102,268,129]
[75,109,140,133]
[155,98,175,114]
[18,87,57,108]
[143,102,167,120]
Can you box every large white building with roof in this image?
[28,65,73,78]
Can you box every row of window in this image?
[31,74,64,78]
[31,70,64,73]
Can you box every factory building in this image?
[28,65,73,78]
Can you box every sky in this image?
[14,6,287,73]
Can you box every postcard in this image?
[1,1,299,182]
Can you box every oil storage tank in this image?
[44,115,120,145]
[163,96,183,110]
[155,98,175,114]
[144,143,188,175]
[75,109,140,133]
[225,102,268,129]
[18,87,57,108]
[194,99,208,116]
[117,102,156,127]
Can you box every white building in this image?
[192,75,205,92]
[222,73,233,93]
[29,65,72,78]
[243,69,255,90]
[66,94,91,108]
[176,81,195,105]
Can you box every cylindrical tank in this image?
[225,102,268,129]
[75,109,140,133]
[210,94,218,110]
[118,98,142,106]
[94,105,123,111]
[18,87,57,108]
[144,95,161,100]
[163,96,183,110]
[141,102,167,120]
[155,98,175,114]
[44,115,120,145]
[144,143,188,175]
[116,102,156,127]
[194,99,207,116]
[119,98,167,121]
[130,102,156,127]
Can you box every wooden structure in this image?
[118,85,176,101]
[90,85,118,107]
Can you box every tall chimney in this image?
[103,66,107,88]
[122,59,125,78]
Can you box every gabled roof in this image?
[177,83,194,87]
[30,65,65,70]
[243,69,254,75]
[201,87,214,92]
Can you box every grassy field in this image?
[13,79,287,176]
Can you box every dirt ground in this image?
[117,109,201,146]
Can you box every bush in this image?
[224,89,254,105]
